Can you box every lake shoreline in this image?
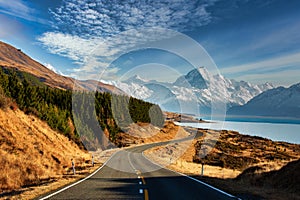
[176,120,300,144]
[201,115,300,125]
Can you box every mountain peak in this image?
[289,82,300,90]
[125,74,148,84]
[174,67,209,89]
[228,82,300,118]
[197,66,211,82]
[132,74,145,80]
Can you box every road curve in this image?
[38,137,238,200]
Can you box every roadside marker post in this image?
[71,159,76,175]
[92,154,94,167]
[200,148,207,176]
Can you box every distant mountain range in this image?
[228,82,300,118]
[0,41,123,94]
[2,40,298,119]
[109,67,274,115]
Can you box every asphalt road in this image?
[39,136,238,200]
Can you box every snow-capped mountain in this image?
[108,67,274,115]
[228,83,300,118]
[174,67,208,89]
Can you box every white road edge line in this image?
[39,150,120,200]
[142,152,240,199]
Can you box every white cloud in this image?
[0,0,31,14]
[221,52,300,74]
[39,0,219,80]
[49,0,217,38]
[248,19,300,53]
[221,52,300,75]
[38,32,115,61]
[234,68,300,87]
[38,28,180,80]
[0,0,47,24]
[38,31,131,79]
[220,52,300,86]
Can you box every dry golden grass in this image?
[145,140,241,179]
[1,163,102,200]
[192,129,300,171]
[0,108,91,194]
[0,148,118,200]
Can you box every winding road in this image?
[38,137,238,200]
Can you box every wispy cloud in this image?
[38,0,218,80]
[38,32,109,63]
[37,29,178,79]
[221,52,300,75]
[0,0,47,24]
[234,18,300,60]
[0,0,31,15]
[234,68,300,87]
[221,52,300,86]
[0,14,22,38]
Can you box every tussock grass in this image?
[193,129,300,170]
[0,108,90,193]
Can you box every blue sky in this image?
[0,0,300,86]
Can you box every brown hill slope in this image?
[0,108,90,192]
[236,158,300,195]
[0,41,123,93]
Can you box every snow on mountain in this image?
[228,82,300,118]
[174,67,208,89]
[111,80,153,99]
[110,67,274,115]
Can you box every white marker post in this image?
[200,148,207,176]
[71,159,76,175]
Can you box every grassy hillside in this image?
[0,67,164,149]
[0,108,90,192]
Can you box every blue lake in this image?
[177,120,300,144]
[224,116,300,125]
